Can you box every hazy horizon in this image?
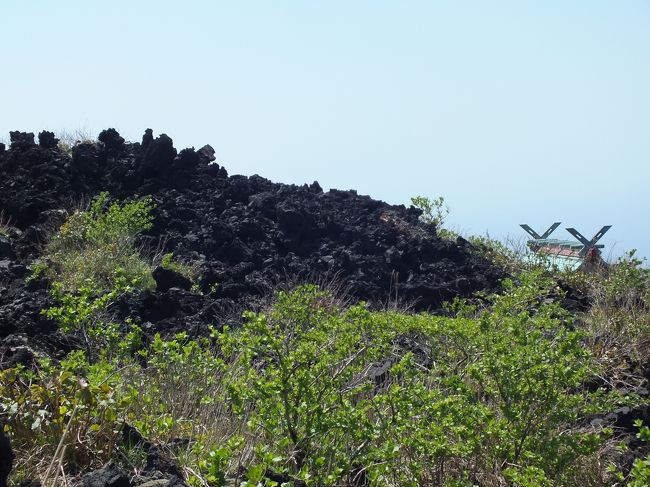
[2,1,648,261]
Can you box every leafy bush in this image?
[217,274,613,485]
[35,192,156,361]
[218,285,397,484]
[410,195,449,230]
[627,421,650,487]
[128,331,226,442]
[0,350,137,482]
[1,330,234,485]
[41,191,155,293]
[43,274,144,361]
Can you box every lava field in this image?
[0,129,503,360]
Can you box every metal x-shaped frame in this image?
[520,222,561,240]
[565,226,612,257]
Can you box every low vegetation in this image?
[410,195,449,230]
[36,191,156,293]
[2,192,649,486]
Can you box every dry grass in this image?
[0,210,13,237]
[55,128,95,154]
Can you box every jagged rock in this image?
[165,477,187,487]
[152,267,192,292]
[98,128,125,152]
[72,141,104,176]
[9,131,35,150]
[83,463,131,487]
[0,335,36,370]
[607,405,650,432]
[145,446,183,478]
[0,236,13,259]
[142,128,154,148]
[38,131,59,149]
[142,134,176,177]
[0,427,13,487]
[137,480,168,487]
[136,477,187,487]
[197,144,215,164]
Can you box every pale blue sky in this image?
[2,1,649,260]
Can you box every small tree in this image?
[411,195,449,229]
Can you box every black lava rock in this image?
[9,131,35,150]
[145,446,183,478]
[98,128,125,152]
[0,427,13,487]
[38,131,59,149]
[0,236,13,259]
[83,463,131,487]
[152,267,193,292]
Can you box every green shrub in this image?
[160,251,200,285]
[410,195,449,230]
[2,330,234,485]
[0,350,137,480]
[129,331,226,442]
[43,274,143,361]
[596,250,649,308]
[628,421,650,487]
[41,191,155,293]
[36,192,156,362]
[218,285,399,484]
[580,250,650,383]
[217,273,613,485]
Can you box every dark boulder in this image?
[38,131,59,149]
[263,470,307,487]
[152,267,192,292]
[607,405,650,433]
[120,423,151,450]
[141,134,176,177]
[197,144,216,164]
[98,128,125,152]
[9,131,35,150]
[72,141,104,176]
[142,128,154,148]
[83,463,131,487]
[0,427,13,487]
[145,446,183,478]
[0,236,13,259]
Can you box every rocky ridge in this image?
[0,128,503,347]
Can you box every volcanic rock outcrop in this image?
[0,129,504,344]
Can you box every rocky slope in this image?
[0,128,503,355]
